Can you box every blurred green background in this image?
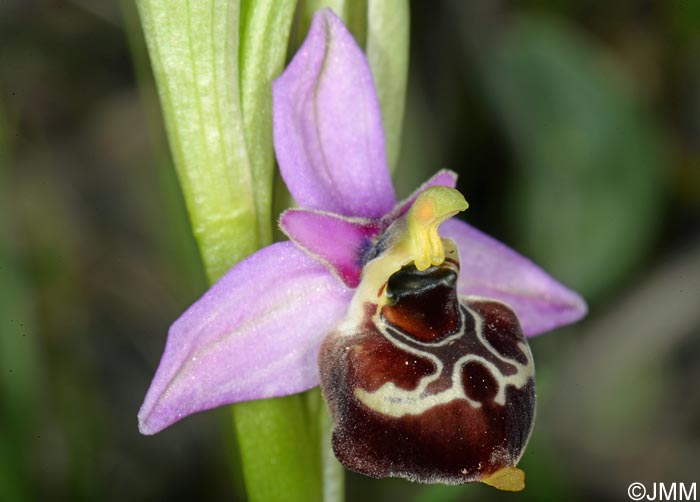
[1,1,699,501]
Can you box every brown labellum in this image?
[319,258,536,490]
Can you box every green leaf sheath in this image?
[239,0,296,249]
[136,0,260,282]
[366,0,409,173]
[299,0,410,173]
[136,2,317,502]
[298,0,356,44]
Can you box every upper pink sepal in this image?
[441,218,588,337]
[138,242,352,435]
[272,9,396,218]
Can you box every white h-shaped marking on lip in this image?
[354,297,534,418]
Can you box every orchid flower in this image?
[138,7,586,488]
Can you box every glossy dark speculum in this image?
[319,260,536,485]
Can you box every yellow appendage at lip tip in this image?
[407,186,468,270]
[481,466,525,492]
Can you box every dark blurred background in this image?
[1,1,698,501]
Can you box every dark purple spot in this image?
[462,361,498,403]
[472,301,528,365]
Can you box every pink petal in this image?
[272,9,396,218]
[138,242,352,435]
[441,218,587,337]
[280,209,382,288]
[384,169,458,223]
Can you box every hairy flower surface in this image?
[138,9,586,447]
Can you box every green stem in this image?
[234,397,322,501]
[135,0,262,280]
[320,399,345,502]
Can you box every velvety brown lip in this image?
[319,261,536,486]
